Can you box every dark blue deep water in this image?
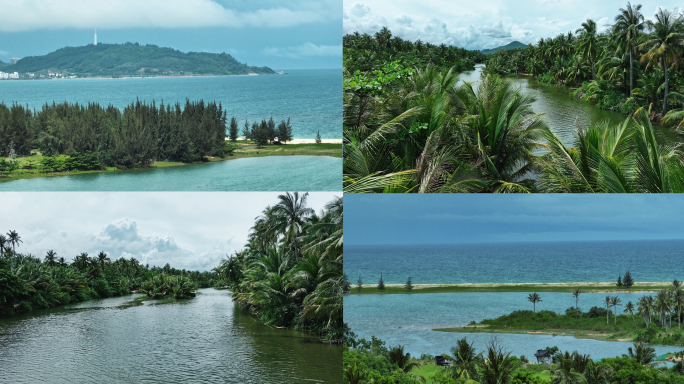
[345,240,684,285]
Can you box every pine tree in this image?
[356,275,363,293]
[623,271,634,289]
[342,274,350,294]
[229,117,239,142]
[617,274,623,288]
[277,118,293,143]
[315,130,322,144]
[266,117,277,143]
[242,120,251,141]
[378,273,385,291]
[405,276,413,292]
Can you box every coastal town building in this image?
[0,71,19,79]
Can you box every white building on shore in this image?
[0,71,20,79]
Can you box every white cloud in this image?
[343,0,682,50]
[264,43,341,58]
[0,192,338,271]
[0,0,332,32]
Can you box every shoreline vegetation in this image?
[343,15,684,193]
[346,282,673,294]
[344,330,684,384]
[213,193,343,341]
[0,229,212,317]
[0,99,341,182]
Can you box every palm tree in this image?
[655,289,672,329]
[610,296,622,324]
[583,361,613,384]
[613,2,645,95]
[388,345,418,373]
[572,289,582,310]
[0,234,6,257]
[448,338,482,381]
[44,250,57,267]
[7,230,21,252]
[577,19,599,79]
[624,301,638,330]
[638,295,654,326]
[528,293,542,312]
[269,192,315,258]
[97,251,110,271]
[604,296,612,324]
[639,8,684,116]
[673,281,684,329]
[477,340,517,384]
[628,342,658,367]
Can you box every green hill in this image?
[482,41,528,55]
[0,59,6,68]
[6,43,274,77]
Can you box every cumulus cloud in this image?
[264,43,341,58]
[343,0,680,50]
[0,0,333,32]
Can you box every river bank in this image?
[350,282,672,295]
[1,142,341,183]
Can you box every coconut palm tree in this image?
[673,281,684,328]
[7,230,21,252]
[655,289,672,329]
[477,340,517,384]
[388,345,419,373]
[610,296,622,324]
[638,295,654,326]
[528,293,542,312]
[624,301,638,330]
[604,296,612,324]
[0,234,7,257]
[613,2,645,95]
[44,250,57,268]
[628,342,659,367]
[96,251,110,272]
[639,8,684,116]
[269,192,315,258]
[448,338,482,381]
[582,361,613,384]
[577,19,599,79]
[572,289,582,310]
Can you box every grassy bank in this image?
[434,309,684,347]
[0,141,341,182]
[348,282,672,295]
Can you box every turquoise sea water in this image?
[0,68,341,139]
[0,155,342,191]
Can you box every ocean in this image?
[0,68,341,139]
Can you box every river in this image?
[0,155,342,191]
[344,292,678,362]
[0,289,342,383]
[458,65,680,146]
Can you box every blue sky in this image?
[346,195,684,245]
[344,0,682,50]
[0,0,341,69]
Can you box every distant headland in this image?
[0,43,276,79]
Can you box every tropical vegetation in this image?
[213,193,343,340]
[0,230,212,316]
[343,330,684,383]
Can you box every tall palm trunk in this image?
[662,57,669,116]
[629,49,634,96]
[631,313,637,330]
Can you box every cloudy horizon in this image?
[0,192,339,271]
[346,195,684,246]
[0,0,341,68]
[343,0,682,51]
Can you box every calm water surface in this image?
[0,69,341,139]
[0,289,342,383]
[344,292,678,361]
[459,65,680,146]
[0,155,341,191]
[345,240,684,285]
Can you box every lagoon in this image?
[344,292,676,361]
[0,289,342,383]
[0,155,342,191]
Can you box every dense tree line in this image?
[213,193,343,340]
[1,100,230,170]
[241,117,294,147]
[8,43,274,77]
[343,331,684,383]
[344,27,488,74]
[486,4,684,125]
[0,230,213,316]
